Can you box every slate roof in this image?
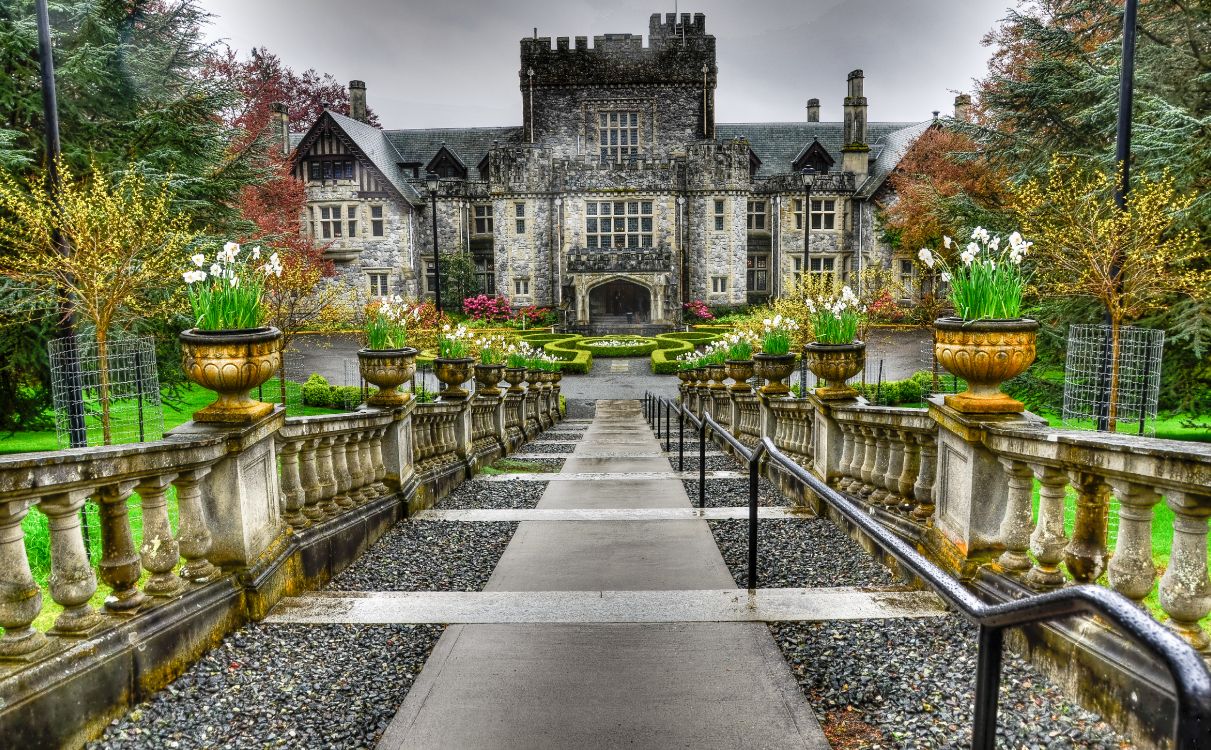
[715,121,923,180]
[856,120,936,199]
[385,127,524,170]
[325,111,424,204]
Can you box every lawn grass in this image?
[0,380,345,455]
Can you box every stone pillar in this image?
[809,397,845,485]
[380,401,417,492]
[454,401,474,465]
[924,399,1039,571]
[166,409,286,569]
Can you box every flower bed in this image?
[649,331,722,373]
[577,336,658,358]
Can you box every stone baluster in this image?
[842,424,866,492]
[896,433,921,515]
[360,428,380,499]
[833,423,854,489]
[315,435,339,517]
[96,481,147,612]
[299,437,325,522]
[343,432,365,504]
[330,434,354,510]
[369,426,389,495]
[910,434,937,522]
[175,468,219,583]
[882,433,906,509]
[1105,480,1162,606]
[1064,471,1110,584]
[1025,466,1069,589]
[868,428,892,505]
[38,490,100,633]
[0,499,46,657]
[996,460,1035,574]
[136,475,184,598]
[1157,491,1210,651]
[858,426,879,496]
[278,439,307,527]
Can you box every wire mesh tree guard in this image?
[49,333,163,448]
[1063,324,1164,436]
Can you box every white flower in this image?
[182,270,207,284]
[940,271,952,283]
[210,263,223,276]
[972,226,990,243]
[917,248,935,268]
[966,242,980,256]
[250,246,261,260]
[989,236,1001,252]
[229,275,241,288]
[960,249,976,265]
[191,253,206,268]
[222,241,240,262]
[1008,231,1023,248]
[943,236,953,249]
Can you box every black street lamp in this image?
[426,172,443,314]
[800,166,816,280]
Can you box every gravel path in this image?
[771,617,1129,749]
[438,479,547,510]
[491,456,566,472]
[708,518,897,589]
[87,622,443,750]
[328,521,518,591]
[524,442,578,453]
[682,478,788,508]
[674,454,743,472]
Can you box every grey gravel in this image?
[439,479,547,510]
[524,442,578,454]
[682,478,788,508]
[675,454,743,472]
[492,456,566,472]
[88,622,443,750]
[329,520,517,591]
[771,617,1130,749]
[708,518,897,589]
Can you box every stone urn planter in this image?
[551,371,562,386]
[474,363,505,397]
[434,357,475,401]
[706,364,728,392]
[725,360,755,394]
[677,370,692,385]
[357,347,418,407]
[503,367,526,394]
[753,353,796,397]
[805,342,865,400]
[180,326,282,423]
[934,317,1039,413]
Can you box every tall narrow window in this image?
[371,205,384,237]
[514,278,530,296]
[514,202,525,234]
[899,259,915,295]
[319,206,342,238]
[746,200,767,231]
[474,204,494,234]
[713,199,725,231]
[711,276,728,294]
[792,255,804,276]
[793,199,805,230]
[598,111,640,162]
[347,205,358,237]
[811,199,837,230]
[746,254,769,292]
[423,259,437,295]
[368,272,389,297]
[585,200,654,249]
[474,252,496,294]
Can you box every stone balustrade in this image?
[732,394,762,449]
[0,375,560,747]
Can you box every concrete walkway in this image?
[376,400,831,749]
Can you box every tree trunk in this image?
[97,330,112,446]
[1107,318,1122,432]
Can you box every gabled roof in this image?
[385,127,524,173]
[855,119,936,198]
[715,121,920,178]
[293,111,425,205]
[425,144,468,177]
[791,139,835,173]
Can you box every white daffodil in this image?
[191,253,206,268]
[967,242,980,256]
[917,248,935,268]
[943,236,953,249]
[972,226,989,243]
[960,249,976,265]
[250,246,261,260]
[941,271,952,283]
[989,236,1001,252]
[230,275,241,288]
[210,263,223,277]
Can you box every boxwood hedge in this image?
[577,336,659,357]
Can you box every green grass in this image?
[1033,409,1211,443]
[484,458,552,474]
[0,381,344,455]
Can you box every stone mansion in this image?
[286,11,945,330]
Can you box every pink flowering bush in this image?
[682,299,714,322]
[462,294,513,322]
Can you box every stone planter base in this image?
[180,327,282,423]
[725,360,755,394]
[358,347,418,407]
[805,341,865,400]
[753,353,796,397]
[934,317,1038,414]
[434,358,475,401]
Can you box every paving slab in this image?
[414,507,812,521]
[479,470,746,481]
[536,478,692,509]
[270,587,946,625]
[560,455,673,473]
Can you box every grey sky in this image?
[197,0,1014,128]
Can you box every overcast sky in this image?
[197,0,1015,128]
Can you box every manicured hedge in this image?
[577,336,659,358]
[541,335,593,374]
[648,331,721,374]
[301,374,367,409]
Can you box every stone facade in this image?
[289,11,933,330]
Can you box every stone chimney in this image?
[805,98,820,123]
[953,93,972,122]
[349,80,368,123]
[270,102,290,155]
[841,70,869,175]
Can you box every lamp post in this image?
[800,166,816,281]
[426,172,443,314]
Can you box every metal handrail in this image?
[643,392,1211,750]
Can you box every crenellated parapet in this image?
[685,139,753,192]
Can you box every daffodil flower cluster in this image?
[759,314,801,356]
[475,334,510,365]
[183,241,282,330]
[437,323,475,359]
[364,295,420,350]
[918,227,1031,321]
[718,330,759,361]
[804,285,864,345]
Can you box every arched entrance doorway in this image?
[589,279,651,323]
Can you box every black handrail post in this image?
[971,625,1005,750]
[678,406,685,472]
[664,401,671,453]
[747,452,759,590]
[698,418,707,508]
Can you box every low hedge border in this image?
[538,334,593,374]
[648,331,722,374]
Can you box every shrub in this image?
[898,379,924,404]
[301,373,331,407]
[462,294,514,322]
[542,335,592,373]
[866,288,907,324]
[331,385,364,409]
[682,299,713,322]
